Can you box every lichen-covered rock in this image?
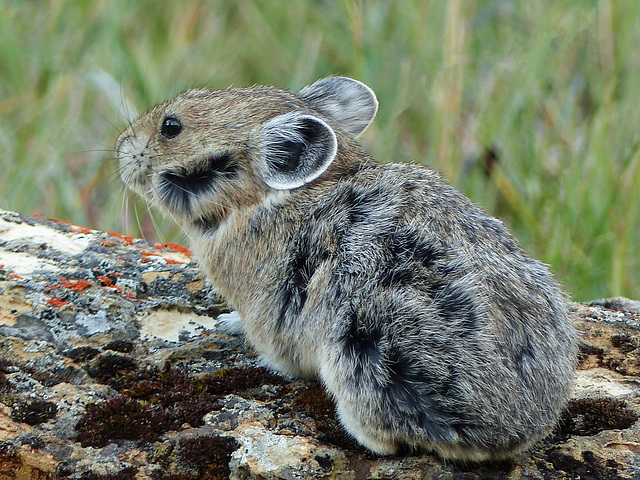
[0,209,638,479]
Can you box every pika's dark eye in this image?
[161,117,182,138]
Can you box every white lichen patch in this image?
[139,308,220,342]
[0,250,60,276]
[573,368,639,399]
[230,422,321,474]
[76,310,111,336]
[0,217,91,256]
[205,396,338,478]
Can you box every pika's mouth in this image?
[157,152,238,213]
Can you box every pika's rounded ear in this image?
[298,76,378,138]
[257,111,337,190]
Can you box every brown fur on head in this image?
[115,79,378,230]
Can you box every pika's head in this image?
[115,77,378,228]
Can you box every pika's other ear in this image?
[298,76,378,138]
[257,111,337,190]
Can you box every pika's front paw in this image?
[216,311,244,335]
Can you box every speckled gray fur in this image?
[116,76,577,461]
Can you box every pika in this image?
[116,76,576,461]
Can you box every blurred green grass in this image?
[1,0,638,301]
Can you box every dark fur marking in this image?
[379,265,415,288]
[382,347,464,442]
[347,202,372,224]
[425,279,447,298]
[514,336,536,373]
[193,215,221,234]
[159,153,237,211]
[276,286,294,331]
[379,228,442,288]
[385,347,422,397]
[276,229,329,330]
[460,221,479,244]
[307,183,385,246]
[341,307,473,442]
[394,231,441,270]
[342,184,384,224]
[248,202,285,235]
[342,309,383,360]
[433,283,478,337]
[341,308,383,380]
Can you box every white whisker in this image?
[133,201,146,241]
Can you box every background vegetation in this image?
[1,0,638,301]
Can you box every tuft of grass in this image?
[1,1,639,301]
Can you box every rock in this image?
[0,209,638,479]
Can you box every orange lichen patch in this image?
[96,275,116,287]
[139,248,161,264]
[107,232,135,245]
[101,240,117,247]
[46,298,69,308]
[123,292,144,303]
[0,264,22,280]
[164,259,185,265]
[162,243,192,256]
[49,277,92,293]
[33,215,94,235]
[153,243,191,264]
[71,225,93,234]
[97,276,114,286]
[65,279,92,292]
[95,273,123,294]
